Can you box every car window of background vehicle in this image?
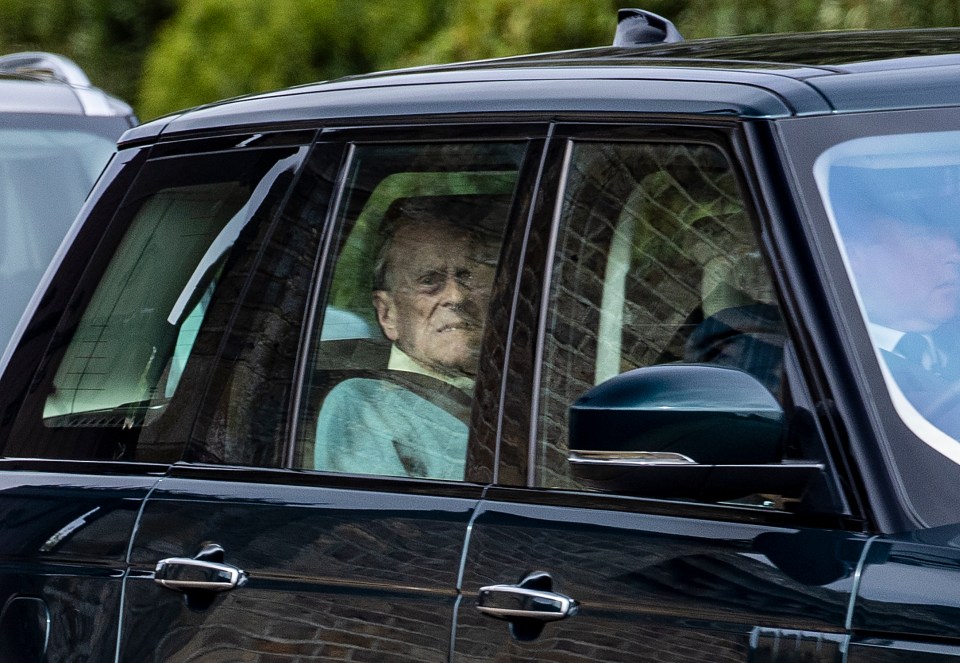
[0,127,115,348]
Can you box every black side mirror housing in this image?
[568,364,822,501]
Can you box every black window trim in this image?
[284,121,553,491]
[775,108,960,533]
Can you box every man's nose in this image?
[439,274,469,304]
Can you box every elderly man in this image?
[314,197,502,480]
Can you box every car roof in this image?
[0,52,134,119]
[122,28,960,145]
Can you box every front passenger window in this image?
[537,140,787,491]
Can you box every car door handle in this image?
[154,557,248,593]
[477,583,579,622]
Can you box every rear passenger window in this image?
[294,141,526,481]
[3,143,309,461]
[537,140,786,491]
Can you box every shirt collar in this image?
[868,322,905,353]
[388,345,475,392]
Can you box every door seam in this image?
[114,475,165,663]
[845,534,878,633]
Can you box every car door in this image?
[847,529,960,662]
[0,468,158,663]
[116,125,549,661]
[453,124,870,662]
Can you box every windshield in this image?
[0,126,116,350]
[816,131,960,464]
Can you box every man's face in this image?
[374,221,496,378]
[849,216,960,332]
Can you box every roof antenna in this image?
[613,9,684,47]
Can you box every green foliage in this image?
[139,0,447,119]
[0,0,174,115]
[404,0,685,64]
[675,0,960,36]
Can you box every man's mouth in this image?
[437,321,477,333]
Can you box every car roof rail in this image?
[0,51,92,87]
[0,50,135,118]
[613,9,684,47]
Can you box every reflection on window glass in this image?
[817,132,960,460]
[538,140,783,489]
[43,150,304,429]
[299,142,524,480]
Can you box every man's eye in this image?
[417,273,445,291]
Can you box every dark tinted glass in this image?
[537,140,786,492]
[3,144,308,462]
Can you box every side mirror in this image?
[568,364,822,501]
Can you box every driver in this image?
[842,204,960,420]
[314,198,500,479]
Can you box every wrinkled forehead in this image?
[386,220,493,274]
[399,217,496,249]
[391,219,471,252]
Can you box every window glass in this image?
[816,131,960,464]
[538,140,785,491]
[296,141,526,481]
[0,128,116,349]
[44,182,245,425]
[4,145,306,461]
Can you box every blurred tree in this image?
[0,0,175,114]
[139,0,447,119]
[140,0,696,118]
[674,0,960,36]
[401,0,660,64]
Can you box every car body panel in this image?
[805,65,960,113]
[0,464,160,661]
[0,79,86,114]
[125,76,812,145]
[849,526,960,661]
[119,470,480,661]
[118,27,960,147]
[454,493,866,662]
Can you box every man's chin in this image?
[410,347,479,380]
[441,356,479,377]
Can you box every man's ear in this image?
[373,290,399,341]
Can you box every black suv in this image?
[0,52,136,354]
[2,11,960,662]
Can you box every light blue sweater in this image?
[314,377,467,480]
